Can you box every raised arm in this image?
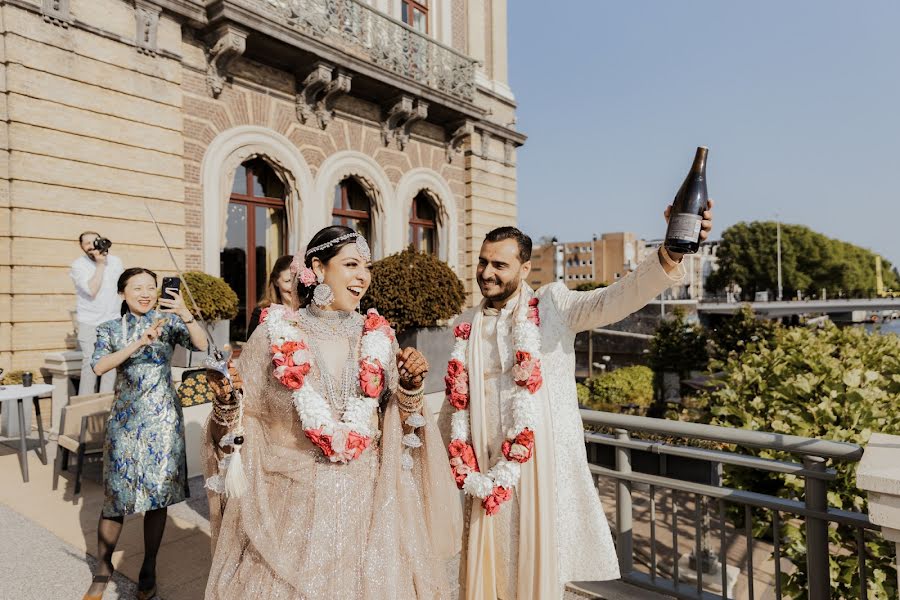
[550,247,685,334]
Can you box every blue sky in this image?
[508,1,900,264]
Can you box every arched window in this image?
[408,191,437,255]
[332,177,372,240]
[221,158,287,343]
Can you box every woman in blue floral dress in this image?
[83,267,208,600]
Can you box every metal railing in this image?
[246,0,477,101]
[581,410,890,600]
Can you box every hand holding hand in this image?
[397,347,428,391]
[663,198,715,261]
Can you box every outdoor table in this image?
[0,384,52,482]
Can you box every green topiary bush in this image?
[581,366,654,414]
[361,247,465,335]
[177,271,240,321]
[704,323,900,599]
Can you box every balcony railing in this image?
[244,0,477,102]
[579,410,893,600]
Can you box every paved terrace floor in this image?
[1,399,786,600]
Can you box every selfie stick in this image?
[143,203,232,377]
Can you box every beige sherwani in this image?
[444,254,684,599]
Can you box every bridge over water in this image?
[694,297,900,318]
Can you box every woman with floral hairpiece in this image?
[203,225,462,599]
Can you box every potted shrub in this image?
[171,271,239,368]
[361,247,465,394]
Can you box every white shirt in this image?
[70,254,124,326]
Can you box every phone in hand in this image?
[161,276,181,302]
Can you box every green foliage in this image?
[648,309,709,374]
[0,370,24,385]
[361,247,465,334]
[575,281,608,291]
[704,323,900,599]
[580,366,654,414]
[179,271,239,321]
[707,221,899,297]
[707,305,779,363]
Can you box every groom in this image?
[441,203,714,599]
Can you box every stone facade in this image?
[0,0,524,375]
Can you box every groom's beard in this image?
[478,275,521,307]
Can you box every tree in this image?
[707,221,899,298]
[704,323,900,599]
[648,308,708,375]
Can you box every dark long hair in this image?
[117,267,158,316]
[298,225,358,308]
[258,255,294,309]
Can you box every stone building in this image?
[0,0,524,373]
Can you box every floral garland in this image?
[264,305,395,463]
[445,297,542,515]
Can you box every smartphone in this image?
[161,276,181,302]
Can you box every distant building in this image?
[529,232,644,289]
[640,239,720,300]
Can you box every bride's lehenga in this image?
[204,305,461,599]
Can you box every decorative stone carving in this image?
[296,62,352,130]
[504,139,514,166]
[206,25,248,98]
[381,96,428,150]
[134,0,161,56]
[41,0,70,27]
[261,0,476,102]
[445,120,474,163]
[480,130,492,160]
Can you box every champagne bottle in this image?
[664,146,709,255]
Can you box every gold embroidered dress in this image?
[205,305,461,599]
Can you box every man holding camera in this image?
[70,231,123,395]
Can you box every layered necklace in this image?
[444,294,543,516]
[263,304,396,463]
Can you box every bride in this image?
[205,225,461,599]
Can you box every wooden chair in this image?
[54,392,114,495]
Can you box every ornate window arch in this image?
[314,151,394,259]
[201,126,315,275]
[394,168,459,268]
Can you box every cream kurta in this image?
[205,308,461,599]
[445,254,684,599]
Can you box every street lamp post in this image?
[776,217,783,302]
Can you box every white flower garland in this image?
[445,296,543,515]
[266,305,392,463]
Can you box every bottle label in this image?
[668,213,702,242]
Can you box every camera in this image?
[93,236,112,255]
